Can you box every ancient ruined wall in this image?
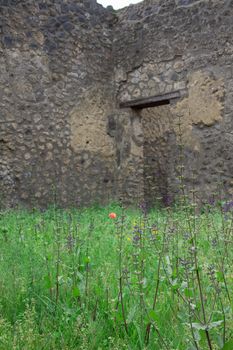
[114,0,233,203]
[0,0,118,207]
[1,0,233,208]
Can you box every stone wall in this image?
[0,0,118,207]
[114,0,233,204]
[0,0,233,208]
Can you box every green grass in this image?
[0,204,232,349]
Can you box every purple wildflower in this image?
[222,200,233,213]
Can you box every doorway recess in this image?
[119,90,182,206]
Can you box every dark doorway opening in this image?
[120,91,181,207]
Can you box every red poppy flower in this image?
[109,212,117,219]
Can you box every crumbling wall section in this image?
[1,0,233,208]
[114,0,233,203]
[0,0,117,207]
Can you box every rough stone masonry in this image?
[0,0,233,208]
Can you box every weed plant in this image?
[0,200,232,350]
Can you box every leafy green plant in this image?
[0,202,232,349]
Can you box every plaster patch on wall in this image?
[172,71,225,150]
[70,88,114,157]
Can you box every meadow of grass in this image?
[0,202,232,350]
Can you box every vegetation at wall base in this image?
[0,202,232,350]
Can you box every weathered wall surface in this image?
[142,105,177,206]
[0,0,118,207]
[109,109,144,204]
[114,0,233,204]
[1,0,233,207]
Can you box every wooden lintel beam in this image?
[119,90,181,109]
